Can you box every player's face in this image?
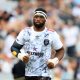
[33,15,46,28]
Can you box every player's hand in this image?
[23,55,29,63]
[18,53,30,63]
[47,62,54,69]
[47,58,59,69]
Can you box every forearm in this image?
[47,47,64,68]
[11,41,29,63]
[54,47,64,61]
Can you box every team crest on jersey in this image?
[44,39,49,46]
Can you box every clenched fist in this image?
[23,55,29,63]
[47,62,54,69]
[18,53,29,63]
[47,58,59,69]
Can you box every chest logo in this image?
[44,39,49,46]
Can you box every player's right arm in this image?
[11,29,29,63]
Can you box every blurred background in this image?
[0,0,80,80]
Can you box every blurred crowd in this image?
[0,0,80,80]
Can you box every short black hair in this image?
[35,8,47,14]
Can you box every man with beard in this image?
[11,8,64,80]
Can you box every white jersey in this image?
[16,27,63,77]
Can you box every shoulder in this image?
[23,27,31,31]
[46,28,55,32]
[20,27,31,33]
[45,28,60,38]
[46,28,56,35]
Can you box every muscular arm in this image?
[51,32,64,61]
[52,47,64,61]
[47,47,64,69]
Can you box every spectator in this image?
[0,36,14,80]
[61,19,79,57]
[3,29,18,58]
[62,58,77,80]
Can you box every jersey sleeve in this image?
[16,29,26,45]
[52,32,63,50]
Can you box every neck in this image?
[33,26,45,32]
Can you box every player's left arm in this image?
[53,47,64,61]
[47,32,64,69]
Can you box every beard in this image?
[33,21,45,29]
